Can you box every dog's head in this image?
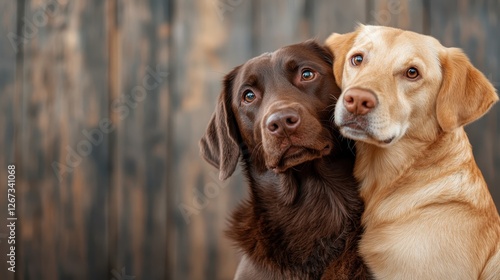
[326,25,498,147]
[200,41,341,180]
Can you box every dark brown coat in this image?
[200,41,370,279]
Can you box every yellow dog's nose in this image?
[343,88,377,115]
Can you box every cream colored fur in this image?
[326,25,500,279]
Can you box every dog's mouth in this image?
[379,136,395,145]
[268,144,332,173]
[340,120,396,147]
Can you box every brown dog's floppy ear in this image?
[324,30,359,87]
[436,48,499,132]
[200,68,241,180]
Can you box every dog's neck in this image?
[355,128,479,216]
[250,154,359,224]
[227,150,362,277]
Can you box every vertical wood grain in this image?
[106,0,119,278]
[253,0,310,53]
[18,0,110,278]
[109,0,170,279]
[310,0,366,39]
[368,0,424,33]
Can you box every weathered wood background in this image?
[0,0,498,279]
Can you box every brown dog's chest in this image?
[227,163,370,279]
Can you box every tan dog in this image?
[326,25,500,279]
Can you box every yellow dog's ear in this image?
[437,48,498,132]
[325,31,358,87]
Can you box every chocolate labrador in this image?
[200,41,370,279]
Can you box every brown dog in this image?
[326,25,500,279]
[200,41,370,279]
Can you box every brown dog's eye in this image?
[243,91,256,103]
[351,54,363,66]
[406,67,419,79]
[301,69,315,81]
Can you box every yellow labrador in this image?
[326,25,500,279]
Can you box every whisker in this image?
[320,119,334,126]
[325,102,338,110]
[329,114,336,123]
[329,94,339,102]
[347,139,356,156]
[250,142,264,162]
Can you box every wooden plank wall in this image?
[0,1,498,279]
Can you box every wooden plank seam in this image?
[50,66,169,183]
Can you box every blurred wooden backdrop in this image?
[0,0,498,279]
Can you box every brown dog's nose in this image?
[343,88,377,115]
[266,110,301,136]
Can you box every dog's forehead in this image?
[242,52,272,70]
[231,43,328,96]
[274,43,326,62]
[251,51,273,62]
[356,26,439,51]
[354,26,442,68]
[235,53,273,83]
[242,45,321,69]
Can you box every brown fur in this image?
[200,41,371,279]
[326,25,500,279]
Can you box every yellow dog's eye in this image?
[301,69,315,81]
[406,67,419,79]
[351,54,363,66]
[243,91,256,103]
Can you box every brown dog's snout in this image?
[343,88,377,115]
[266,110,301,136]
